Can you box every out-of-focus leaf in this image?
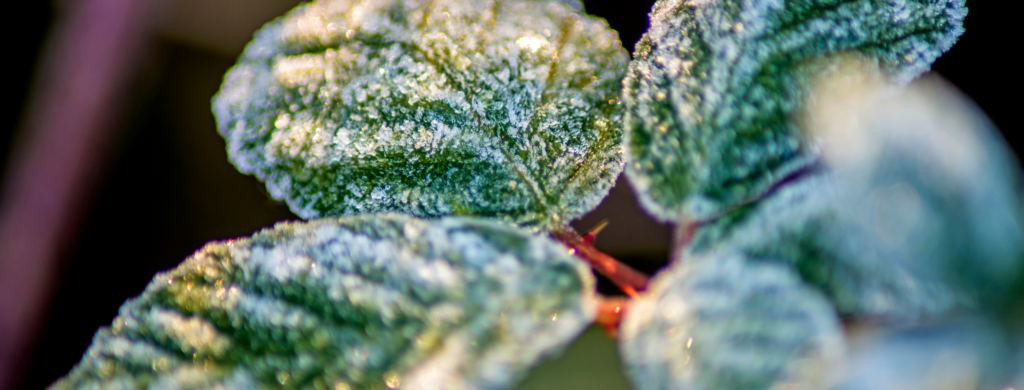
[689,70,1024,320]
[618,251,844,390]
[622,0,966,222]
[835,319,1013,390]
[213,0,628,230]
[52,215,596,390]
[688,174,969,321]
[811,72,1024,311]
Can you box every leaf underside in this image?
[213,0,629,230]
[619,252,844,390]
[622,0,966,222]
[52,215,596,390]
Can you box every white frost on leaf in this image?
[622,0,966,222]
[213,0,629,230]
[619,252,845,390]
[52,214,596,390]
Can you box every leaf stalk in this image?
[552,225,650,297]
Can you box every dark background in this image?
[1,1,1016,389]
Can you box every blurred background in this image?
[0,1,1016,389]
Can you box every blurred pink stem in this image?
[0,0,151,388]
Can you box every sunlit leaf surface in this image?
[622,0,966,222]
[619,252,844,390]
[52,215,596,390]
[213,0,628,229]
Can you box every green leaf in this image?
[809,72,1024,312]
[837,320,1012,390]
[688,71,1024,320]
[213,0,629,230]
[621,0,966,222]
[688,174,968,321]
[618,251,844,390]
[52,215,596,390]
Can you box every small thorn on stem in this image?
[596,297,627,338]
[582,220,609,245]
[553,225,649,296]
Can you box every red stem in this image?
[595,297,627,338]
[552,226,650,297]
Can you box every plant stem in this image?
[595,296,628,338]
[552,225,650,297]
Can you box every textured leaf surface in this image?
[213,0,628,229]
[619,252,844,390]
[52,215,596,390]
[622,0,966,221]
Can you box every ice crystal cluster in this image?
[619,252,843,390]
[52,215,596,390]
[213,0,629,229]
[622,0,967,222]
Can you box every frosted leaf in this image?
[687,174,969,321]
[212,0,628,230]
[52,215,597,390]
[810,72,1024,311]
[622,0,966,221]
[688,72,1024,320]
[618,252,844,390]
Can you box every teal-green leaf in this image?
[618,251,844,390]
[51,215,596,390]
[688,174,968,321]
[688,72,1024,320]
[212,0,629,230]
[622,0,966,222]
[809,73,1024,312]
[837,320,1012,390]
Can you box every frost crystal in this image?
[52,215,596,390]
[622,0,966,221]
[619,252,844,390]
[213,0,629,229]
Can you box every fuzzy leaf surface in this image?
[622,0,966,221]
[619,252,844,390]
[52,215,596,390]
[213,0,628,229]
